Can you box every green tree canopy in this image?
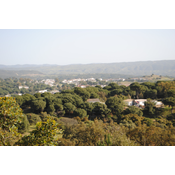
[74,108,87,118]
[124,106,143,116]
[15,117,60,146]
[106,97,125,116]
[144,89,157,99]
[31,99,46,113]
[144,98,156,115]
[92,102,111,118]
[0,97,24,145]
[130,82,141,99]
[167,89,175,98]
[74,87,90,101]
[63,103,76,115]
[163,97,175,114]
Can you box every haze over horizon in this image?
[1,59,175,66]
[0,29,175,65]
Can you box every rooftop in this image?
[87,98,101,103]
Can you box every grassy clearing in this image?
[58,117,78,126]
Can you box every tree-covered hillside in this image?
[0,70,43,79]
[1,80,175,146]
[1,60,175,77]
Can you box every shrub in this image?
[59,117,78,126]
[74,108,87,118]
[56,138,75,146]
[0,97,24,145]
[16,115,30,133]
[26,113,42,125]
[124,106,143,116]
[39,112,48,121]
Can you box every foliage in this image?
[130,82,141,99]
[63,102,76,114]
[16,115,30,133]
[0,97,24,145]
[15,116,61,146]
[2,79,175,146]
[62,119,136,146]
[74,87,90,101]
[144,98,156,115]
[62,120,105,146]
[121,114,144,126]
[109,89,123,97]
[163,97,175,114]
[26,113,42,125]
[15,95,24,106]
[92,102,111,118]
[127,125,175,146]
[74,108,87,118]
[31,99,46,113]
[106,96,125,116]
[124,106,143,116]
[144,89,157,99]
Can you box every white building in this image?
[124,99,163,107]
[124,99,147,107]
[5,94,11,97]
[80,85,86,88]
[50,90,60,94]
[38,90,48,93]
[87,78,96,82]
[62,79,67,83]
[44,79,55,86]
[19,86,29,89]
[123,99,133,106]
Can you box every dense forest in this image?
[1,80,175,146]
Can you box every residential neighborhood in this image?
[124,99,163,108]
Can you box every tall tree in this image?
[130,82,141,99]
[144,98,156,115]
[92,102,111,118]
[63,103,76,116]
[31,99,46,113]
[124,106,143,116]
[15,117,60,146]
[0,97,24,146]
[106,97,125,116]
[163,97,175,114]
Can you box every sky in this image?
[0,29,175,65]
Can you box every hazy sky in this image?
[0,29,175,65]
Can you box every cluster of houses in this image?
[18,79,56,90]
[62,77,127,84]
[40,79,55,86]
[62,78,97,85]
[75,84,106,88]
[86,98,163,108]
[130,78,147,81]
[105,78,125,82]
[123,99,163,108]
[38,89,59,94]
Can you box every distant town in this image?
[1,74,174,98]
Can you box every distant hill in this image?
[0,70,44,79]
[1,60,175,78]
